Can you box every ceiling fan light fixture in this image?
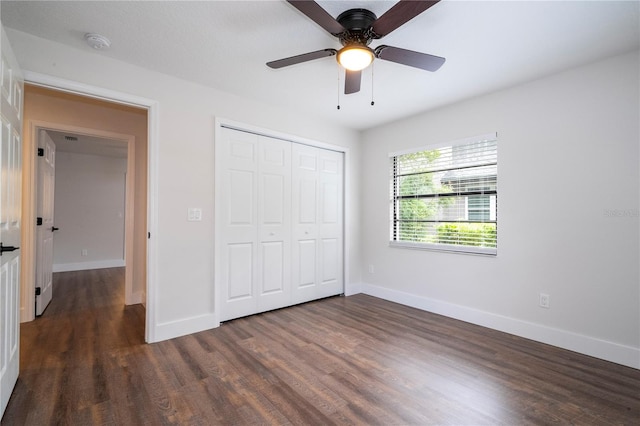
[337,45,374,71]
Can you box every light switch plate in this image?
[187,208,202,221]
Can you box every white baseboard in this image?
[150,313,219,343]
[127,291,144,305]
[53,259,125,272]
[361,283,640,370]
[344,281,364,296]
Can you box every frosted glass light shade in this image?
[337,45,374,71]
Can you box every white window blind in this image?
[390,133,498,255]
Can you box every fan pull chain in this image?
[371,62,375,106]
[337,64,341,110]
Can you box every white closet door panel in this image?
[259,137,291,235]
[297,239,316,287]
[227,134,256,165]
[218,128,259,321]
[318,149,344,297]
[319,238,341,297]
[257,241,287,311]
[257,136,291,311]
[260,242,284,294]
[319,152,343,230]
[299,178,317,225]
[292,238,317,303]
[322,181,338,223]
[291,144,319,302]
[261,174,284,224]
[297,151,317,171]
[228,170,254,225]
[227,243,254,300]
[220,242,256,320]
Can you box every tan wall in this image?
[23,85,148,302]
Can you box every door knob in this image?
[0,243,20,256]
[51,226,59,232]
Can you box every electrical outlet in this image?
[81,249,88,257]
[368,264,375,274]
[188,208,202,221]
[539,293,550,308]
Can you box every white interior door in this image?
[1,24,23,418]
[35,131,55,316]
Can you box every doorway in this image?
[34,124,136,316]
[21,84,149,337]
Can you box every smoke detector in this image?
[84,33,111,50]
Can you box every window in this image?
[390,133,497,255]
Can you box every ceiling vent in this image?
[64,136,78,141]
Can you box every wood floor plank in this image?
[2,268,639,425]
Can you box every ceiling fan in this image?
[267,0,446,95]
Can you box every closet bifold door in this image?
[218,129,292,321]
[218,128,259,321]
[218,126,343,322]
[291,144,343,304]
[256,136,291,313]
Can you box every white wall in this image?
[53,151,126,272]
[360,50,640,368]
[7,29,361,342]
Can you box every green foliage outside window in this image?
[395,150,453,242]
[435,223,496,248]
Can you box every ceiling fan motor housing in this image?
[336,9,377,46]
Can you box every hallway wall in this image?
[53,151,127,272]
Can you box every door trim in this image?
[21,71,159,343]
[214,117,351,324]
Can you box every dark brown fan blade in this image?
[287,1,345,35]
[344,69,362,94]
[371,0,439,38]
[375,45,445,71]
[267,49,337,69]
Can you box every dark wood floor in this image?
[2,268,639,425]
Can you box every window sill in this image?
[389,241,497,256]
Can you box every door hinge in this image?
[35,287,41,296]
[37,217,43,226]
[37,148,44,157]
[148,232,151,239]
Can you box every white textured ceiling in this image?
[46,130,128,159]
[2,1,639,131]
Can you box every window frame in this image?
[389,133,498,256]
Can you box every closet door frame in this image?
[214,118,349,324]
